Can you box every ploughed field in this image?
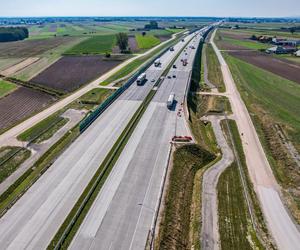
[0,87,54,131]
[31,55,123,92]
[228,50,300,84]
[0,37,74,58]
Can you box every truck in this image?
[154,58,161,67]
[167,93,175,109]
[136,73,146,85]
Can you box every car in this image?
[172,65,177,69]
[151,79,155,82]
[173,75,176,78]
[167,75,172,79]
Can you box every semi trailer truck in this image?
[154,58,161,67]
[167,93,175,109]
[136,73,146,85]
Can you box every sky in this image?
[0,0,299,18]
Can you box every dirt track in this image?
[229,50,300,84]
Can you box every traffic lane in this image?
[153,71,190,103]
[122,34,195,102]
[70,103,174,250]
[0,99,141,250]
[120,69,161,101]
[70,102,158,250]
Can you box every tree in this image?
[290,27,296,35]
[142,31,146,36]
[116,32,128,52]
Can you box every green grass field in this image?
[64,35,116,55]
[0,80,17,98]
[135,34,161,49]
[166,28,185,33]
[221,36,270,50]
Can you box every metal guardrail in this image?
[79,45,173,133]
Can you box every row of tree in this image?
[0,27,29,42]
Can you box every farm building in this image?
[295,50,300,57]
[266,46,297,54]
[272,37,300,46]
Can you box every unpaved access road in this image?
[201,115,234,250]
[211,29,300,250]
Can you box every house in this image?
[295,50,300,57]
[266,46,297,54]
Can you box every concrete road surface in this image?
[0,32,197,249]
[211,29,300,250]
[70,29,206,250]
[201,116,234,250]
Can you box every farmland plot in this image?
[31,55,123,92]
[0,37,74,58]
[0,87,54,131]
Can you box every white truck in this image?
[167,93,175,109]
[136,73,146,85]
[154,58,161,67]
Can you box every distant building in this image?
[266,46,297,54]
[272,37,300,47]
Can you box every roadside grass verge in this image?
[218,163,261,249]
[76,88,115,108]
[64,35,116,55]
[135,34,161,50]
[17,114,68,143]
[0,80,17,98]
[220,119,275,249]
[206,44,225,92]
[156,144,215,250]
[190,40,203,92]
[0,146,31,184]
[224,54,300,222]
